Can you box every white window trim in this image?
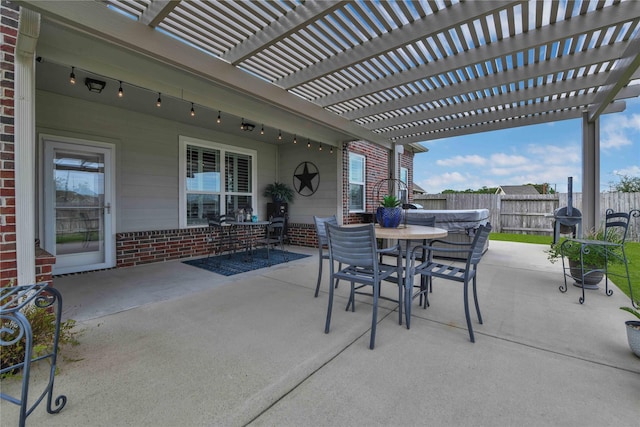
[349,153,366,213]
[400,167,408,185]
[179,135,257,228]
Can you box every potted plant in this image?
[263,182,294,204]
[546,228,623,287]
[620,304,640,358]
[376,195,403,228]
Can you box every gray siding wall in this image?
[277,143,339,224]
[36,91,279,233]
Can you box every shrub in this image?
[1,303,80,379]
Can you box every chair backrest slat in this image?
[314,215,338,247]
[327,224,377,267]
[469,223,492,265]
[604,209,635,243]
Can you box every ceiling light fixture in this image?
[190,103,195,117]
[278,130,282,140]
[319,143,323,151]
[330,146,334,154]
[293,135,297,144]
[156,93,162,107]
[118,81,124,98]
[307,139,311,148]
[217,111,221,123]
[260,124,264,135]
[69,66,76,84]
[85,77,106,93]
[239,119,255,131]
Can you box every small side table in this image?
[1,284,67,427]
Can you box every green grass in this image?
[490,232,639,304]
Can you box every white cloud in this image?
[489,153,528,166]
[527,144,581,164]
[419,172,467,192]
[600,113,640,149]
[613,165,640,177]
[435,155,486,167]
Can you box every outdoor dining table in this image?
[228,220,271,261]
[344,223,448,315]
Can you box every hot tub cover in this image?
[405,209,490,233]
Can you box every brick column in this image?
[0,0,18,287]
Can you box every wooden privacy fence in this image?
[413,192,640,242]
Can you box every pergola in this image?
[12,0,640,261]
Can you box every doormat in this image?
[182,248,309,276]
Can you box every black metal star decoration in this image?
[293,162,319,196]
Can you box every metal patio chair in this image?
[407,223,492,342]
[559,209,639,306]
[313,215,340,297]
[206,214,236,263]
[255,216,287,266]
[324,223,402,349]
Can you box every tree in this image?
[610,174,640,192]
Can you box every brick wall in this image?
[1,0,18,287]
[343,141,391,224]
[115,225,308,267]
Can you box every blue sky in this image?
[413,96,640,194]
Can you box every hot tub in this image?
[404,209,490,259]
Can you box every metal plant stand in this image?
[1,284,67,427]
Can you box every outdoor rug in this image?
[182,248,309,276]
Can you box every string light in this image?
[69,66,76,84]
[307,139,311,148]
[319,143,323,151]
[190,103,195,117]
[217,111,221,123]
[260,124,264,135]
[118,81,124,97]
[240,118,245,130]
[278,130,282,140]
[330,146,334,154]
[156,93,162,107]
[293,135,297,144]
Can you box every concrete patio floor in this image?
[1,241,639,426]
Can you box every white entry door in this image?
[43,139,115,274]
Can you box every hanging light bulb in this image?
[69,66,76,84]
[278,130,282,140]
[293,135,297,144]
[118,81,124,98]
[156,93,162,107]
[307,139,311,148]
[319,143,323,151]
[330,146,334,154]
[190,103,195,117]
[217,111,221,124]
[240,119,245,130]
[260,124,264,135]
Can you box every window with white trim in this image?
[180,137,256,227]
[349,153,365,212]
[400,167,409,203]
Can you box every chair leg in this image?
[325,269,335,334]
[463,280,475,343]
[370,282,379,350]
[347,282,356,312]
[314,254,323,297]
[472,275,483,324]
